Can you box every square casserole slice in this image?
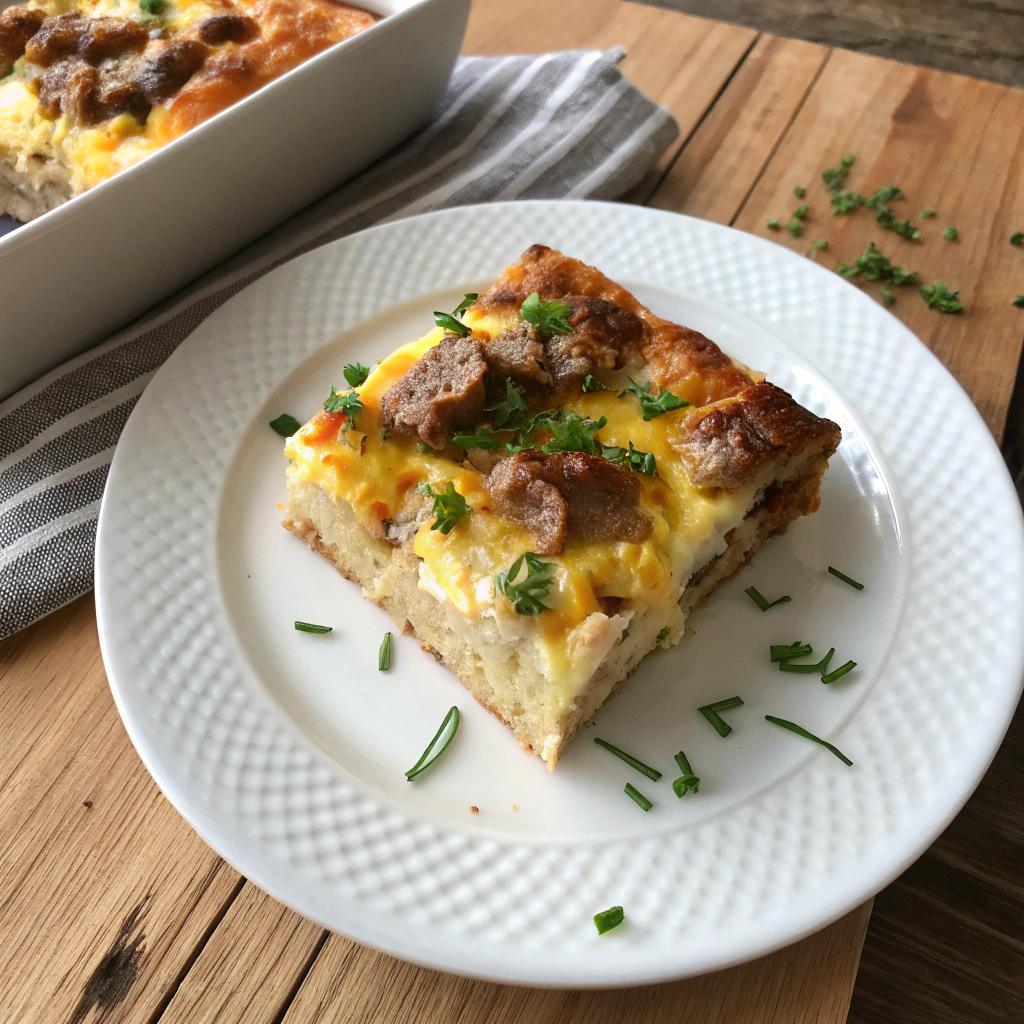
[283,245,841,769]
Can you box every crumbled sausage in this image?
[78,17,148,65]
[136,38,209,102]
[483,322,550,392]
[487,451,652,555]
[379,334,487,449]
[35,58,97,120]
[197,14,259,45]
[545,296,642,388]
[24,13,88,66]
[0,6,45,76]
[94,72,151,122]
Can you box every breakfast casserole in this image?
[0,0,377,220]
[283,245,842,769]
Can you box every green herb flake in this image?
[794,185,806,198]
[140,0,166,14]
[745,586,791,612]
[920,280,963,313]
[770,642,812,663]
[787,218,804,237]
[793,204,809,220]
[452,428,504,450]
[655,626,672,648]
[822,154,856,193]
[434,311,471,336]
[698,696,744,738]
[866,185,903,210]
[672,751,700,797]
[594,738,662,781]
[881,286,896,305]
[540,411,607,454]
[601,440,656,476]
[405,706,460,780]
[520,292,573,335]
[581,374,607,393]
[419,481,472,534]
[323,386,363,424]
[294,621,332,634]
[828,566,864,590]
[811,239,828,250]
[943,225,958,241]
[594,906,625,934]
[830,190,865,215]
[921,208,936,219]
[821,660,858,684]
[624,782,653,811]
[494,552,555,615]
[618,378,688,421]
[343,362,370,388]
[269,413,301,437]
[779,647,834,675]
[378,631,392,671]
[452,292,479,317]
[767,218,781,230]
[838,242,918,285]
[1014,296,1024,308]
[1011,233,1024,247]
[765,715,853,765]
[485,378,529,429]
[416,441,435,454]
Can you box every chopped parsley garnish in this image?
[485,378,529,429]
[921,208,936,219]
[770,642,812,662]
[822,153,856,193]
[837,242,918,285]
[793,204,809,220]
[745,586,791,611]
[594,738,662,781]
[140,0,166,14]
[655,626,672,648]
[767,218,781,230]
[504,438,536,453]
[494,552,555,615]
[343,361,370,387]
[452,428,503,450]
[601,441,656,476]
[821,660,858,684]
[594,906,625,934]
[419,481,472,534]
[520,292,573,335]
[943,225,958,241]
[764,715,852,765]
[452,292,478,317]
[581,374,607,393]
[1015,296,1024,308]
[540,411,607,454]
[405,706,460,780]
[416,441,435,454]
[920,280,963,313]
[672,751,700,797]
[434,311,470,336]
[294,621,332,634]
[269,413,301,437]
[624,782,653,811]
[881,286,896,305]
[866,185,902,209]
[830,190,865,215]
[698,696,744,737]
[618,378,688,420]
[811,239,828,250]
[864,185,920,240]
[378,631,392,671]
[779,647,834,674]
[794,185,806,198]
[828,566,864,589]
[323,386,363,424]
[787,219,804,237]
[1011,233,1024,246]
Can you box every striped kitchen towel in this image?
[0,47,678,639]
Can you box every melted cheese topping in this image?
[284,320,762,697]
[0,0,376,194]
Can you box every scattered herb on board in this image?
[831,190,865,215]
[294,621,332,634]
[378,631,392,671]
[494,552,555,615]
[828,566,864,590]
[594,906,625,934]
[812,239,828,250]
[765,715,853,765]
[1015,296,1024,308]
[920,280,963,313]
[520,292,573,335]
[419,481,472,534]
[1011,233,1023,246]
[624,782,653,811]
[405,706,460,780]
[822,153,856,193]
[745,586,791,611]
[699,696,744,737]
[837,242,918,285]
[787,218,804,237]
[881,286,896,305]
[921,208,936,219]
[794,185,806,198]
[767,218,781,230]
[594,738,662,781]
[269,413,301,437]
[943,225,958,241]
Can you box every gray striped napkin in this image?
[0,48,678,639]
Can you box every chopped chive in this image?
[780,647,834,674]
[378,631,392,671]
[672,753,700,796]
[828,566,864,590]
[624,782,653,811]
[405,706,460,780]
[745,586,791,612]
[269,413,301,437]
[770,642,812,662]
[764,715,853,765]
[294,621,332,634]
[674,751,693,775]
[698,696,744,737]
[821,660,857,684]
[767,218,781,230]
[594,906,624,934]
[594,738,662,781]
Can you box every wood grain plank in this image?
[647,34,829,219]
[281,902,873,1024]
[0,597,242,1024]
[158,885,327,1024]
[729,47,1024,440]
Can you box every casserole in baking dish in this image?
[0,0,468,397]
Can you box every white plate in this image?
[95,200,1024,987]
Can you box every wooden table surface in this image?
[3,1,1024,1021]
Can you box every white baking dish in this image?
[0,0,469,398]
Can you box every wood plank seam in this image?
[268,928,332,1024]
[727,46,834,226]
